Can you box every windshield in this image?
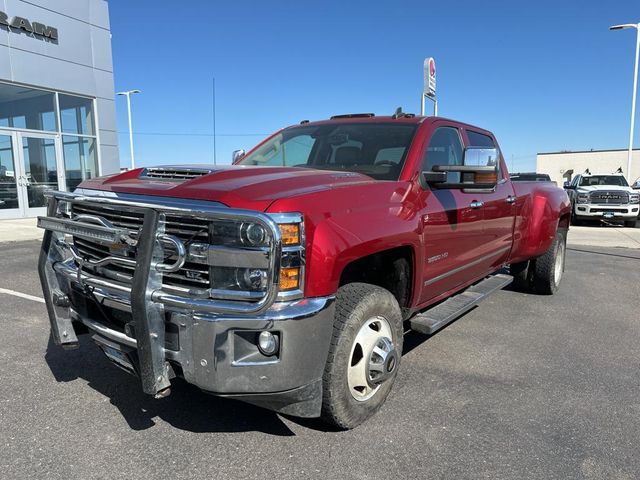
[237,123,418,180]
[579,175,629,187]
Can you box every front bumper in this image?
[38,192,335,417]
[574,203,639,219]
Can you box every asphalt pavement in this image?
[0,240,639,480]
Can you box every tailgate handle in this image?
[506,195,517,204]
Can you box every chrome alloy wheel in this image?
[554,239,565,285]
[347,316,398,402]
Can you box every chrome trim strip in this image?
[71,310,138,348]
[423,246,510,286]
[188,243,270,269]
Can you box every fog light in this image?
[258,331,279,356]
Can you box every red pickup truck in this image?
[38,113,570,429]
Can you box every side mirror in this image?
[632,181,640,190]
[232,149,246,163]
[421,147,499,190]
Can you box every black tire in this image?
[624,219,637,228]
[532,229,567,295]
[321,283,403,429]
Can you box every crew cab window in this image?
[423,127,463,182]
[238,123,417,180]
[466,130,495,148]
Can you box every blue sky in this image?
[109,0,639,173]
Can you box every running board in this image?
[409,274,513,335]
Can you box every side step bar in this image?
[410,273,513,335]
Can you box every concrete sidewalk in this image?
[567,225,640,249]
[0,218,41,243]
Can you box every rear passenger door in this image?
[464,130,515,269]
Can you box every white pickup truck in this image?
[564,173,639,227]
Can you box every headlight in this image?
[577,193,589,204]
[630,194,640,204]
[240,222,267,246]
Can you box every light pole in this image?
[117,89,141,170]
[610,23,640,181]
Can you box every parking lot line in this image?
[0,287,45,304]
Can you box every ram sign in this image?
[0,10,58,41]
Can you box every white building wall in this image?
[0,0,118,173]
[537,150,640,186]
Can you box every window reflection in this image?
[21,137,59,208]
[59,94,95,135]
[0,135,19,210]
[63,136,96,191]
[0,83,56,131]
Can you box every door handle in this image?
[469,201,484,209]
[506,195,517,204]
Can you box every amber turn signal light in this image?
[279,223,300,245]
[279,267,300,290]
[475,172,498,184]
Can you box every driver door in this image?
[418,123,488,304]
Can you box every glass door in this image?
[14,132,64,218]
[0,133,22,219]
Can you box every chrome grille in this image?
[71,204,210,291]
[589,191,629,205]
[141,167,212,180]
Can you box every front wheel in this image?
[320,283,403,429]
[624,219,637,228]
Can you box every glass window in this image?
[21,137,59,208]
[0,135,19,210]
[237,123,417,181]
[423,127,464,182]
[466,130,495,147]
[374,147,406,165]
[0,83,56,131]
[62,136,97,191]
[58,94,95,135]
[578,175,628,187]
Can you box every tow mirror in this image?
[232,149,246,163]
[421,147,499,190]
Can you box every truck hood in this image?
[78,165,377,211]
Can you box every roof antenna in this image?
[616,166,623,173]
[392,107,403,119]
[584,168,591,174]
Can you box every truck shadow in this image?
[44,334,314,436]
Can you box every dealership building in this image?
[0,0,118,219]
[537,149,640,186]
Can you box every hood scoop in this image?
[140,166,214,181]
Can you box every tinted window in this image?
[423,127,463,182]
[579,175,628,187]
[467,130,495,147]
[238,123,417,181]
